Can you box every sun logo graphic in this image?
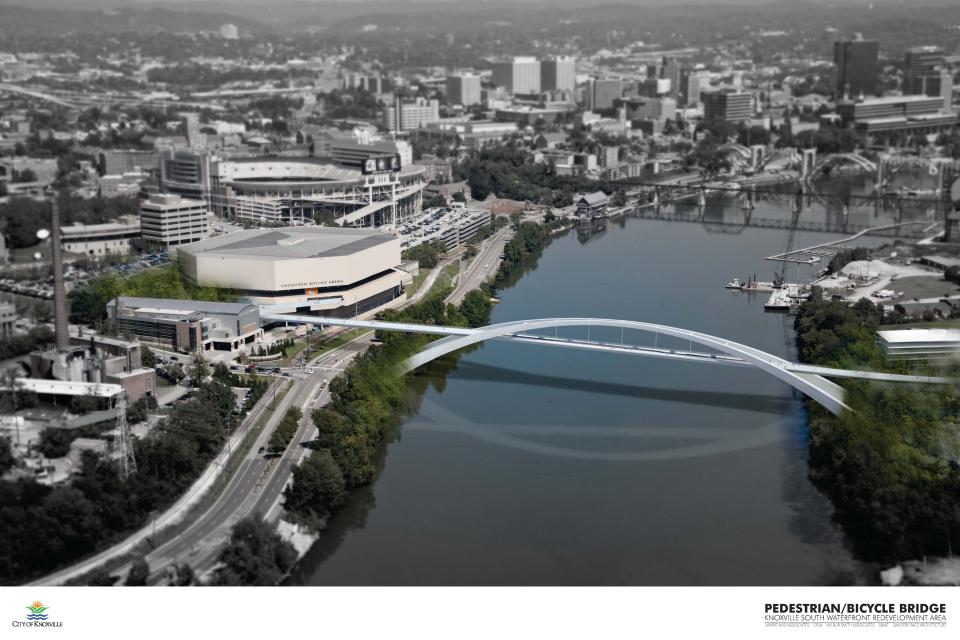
[25,601,49,621]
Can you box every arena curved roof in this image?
[216,159,425,186]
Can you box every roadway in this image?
[139,335,372,581]
[445,226,512,305]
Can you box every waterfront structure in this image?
[139,193,210,248]
[0,301,14,338]
[576,192,609,217]
[834,37,879,98]
[491,57,540,95]
[107,297,263,353]
[876,328,960,361]
[446,73,482,106]
[176,226,410,317]
[60,215,140,256]
[836,95,957,136]
[540,56,576,92]
[702,89,753,123]
[383,97,440,132]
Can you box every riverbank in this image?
[279,222,551,570]
[794,289,960,573]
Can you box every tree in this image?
[125,556,150,586]
[0,436,15,473]
[283,449,346,520]
[165,562,195,586]
[86,566,118,586]
[209,516,297,586]
[141,345,156,368]
[188,357,210,387]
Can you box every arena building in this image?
[160,149,426,228]
[176,226,411,318]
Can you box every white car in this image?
[305,367,314,374]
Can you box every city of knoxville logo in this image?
[11,600,62,629]
[26,601,49,621]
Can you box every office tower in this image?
[661,57,681,100]
[491,57,540,95]
[680,69,711,108]
[541,56,576,92]
[833,37,879,98]
[446,74,482,106]
[702,89,753,123]
[904,46,946,97]
[589,79,627,111]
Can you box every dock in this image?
[764,284,810,312]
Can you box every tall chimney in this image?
[50,198,69,352]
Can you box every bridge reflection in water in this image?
[262,313,952,416]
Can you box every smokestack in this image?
[50,198,69,352]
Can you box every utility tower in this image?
[113,393,137,480]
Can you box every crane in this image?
[773,188,804,289]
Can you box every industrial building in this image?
[60,215,140,256]
[139,193,210,247]
[107,297,263,353]
[876,328,960,361]
[176,226,411,317]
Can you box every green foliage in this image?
[795,289,960,562]
[68,258,232,324]
[141,345,156,368]
[402,240,446,269]
[283,449,346,521]
[0,327,55,361]
[268,406,303,454]
[828,247,871,275]
[0,437,14,474]
[209,516,297,586]
[125,557,149,586]
[37,428,74,458]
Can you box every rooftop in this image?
[112,296,257,315]
[177,226,395,260]
[877,328,960,344]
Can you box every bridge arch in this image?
[403,317,851,415]
[808,153,877,179]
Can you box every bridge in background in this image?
[262,312,952,416]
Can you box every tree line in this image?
[794,289,960,563]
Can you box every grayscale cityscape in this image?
[0,0,959,599]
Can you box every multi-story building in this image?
[0,301,15,338]
[702,89,754,123]
[446,73,482,106]
[159,149,212,203]
[491,57,540,95]
[589,78,628,111]
[836,95,957,136]
[680,68,711,108]
[438,210,492,249]
[107,297,263,354]
[904,46,945,96]
[834,37,879,98]
[139,194,210,248]
[540,56,576,92]
[661,57,681,100]
[383,97,440,131]
[60,215,141,256]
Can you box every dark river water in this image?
[287,178,941,586]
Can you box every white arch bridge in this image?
[263,313,953,416]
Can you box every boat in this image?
[725,278,744,290]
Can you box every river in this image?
[287,177,940,585]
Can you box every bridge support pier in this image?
[800,148,817,180]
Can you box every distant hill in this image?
[0,4,266,35]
